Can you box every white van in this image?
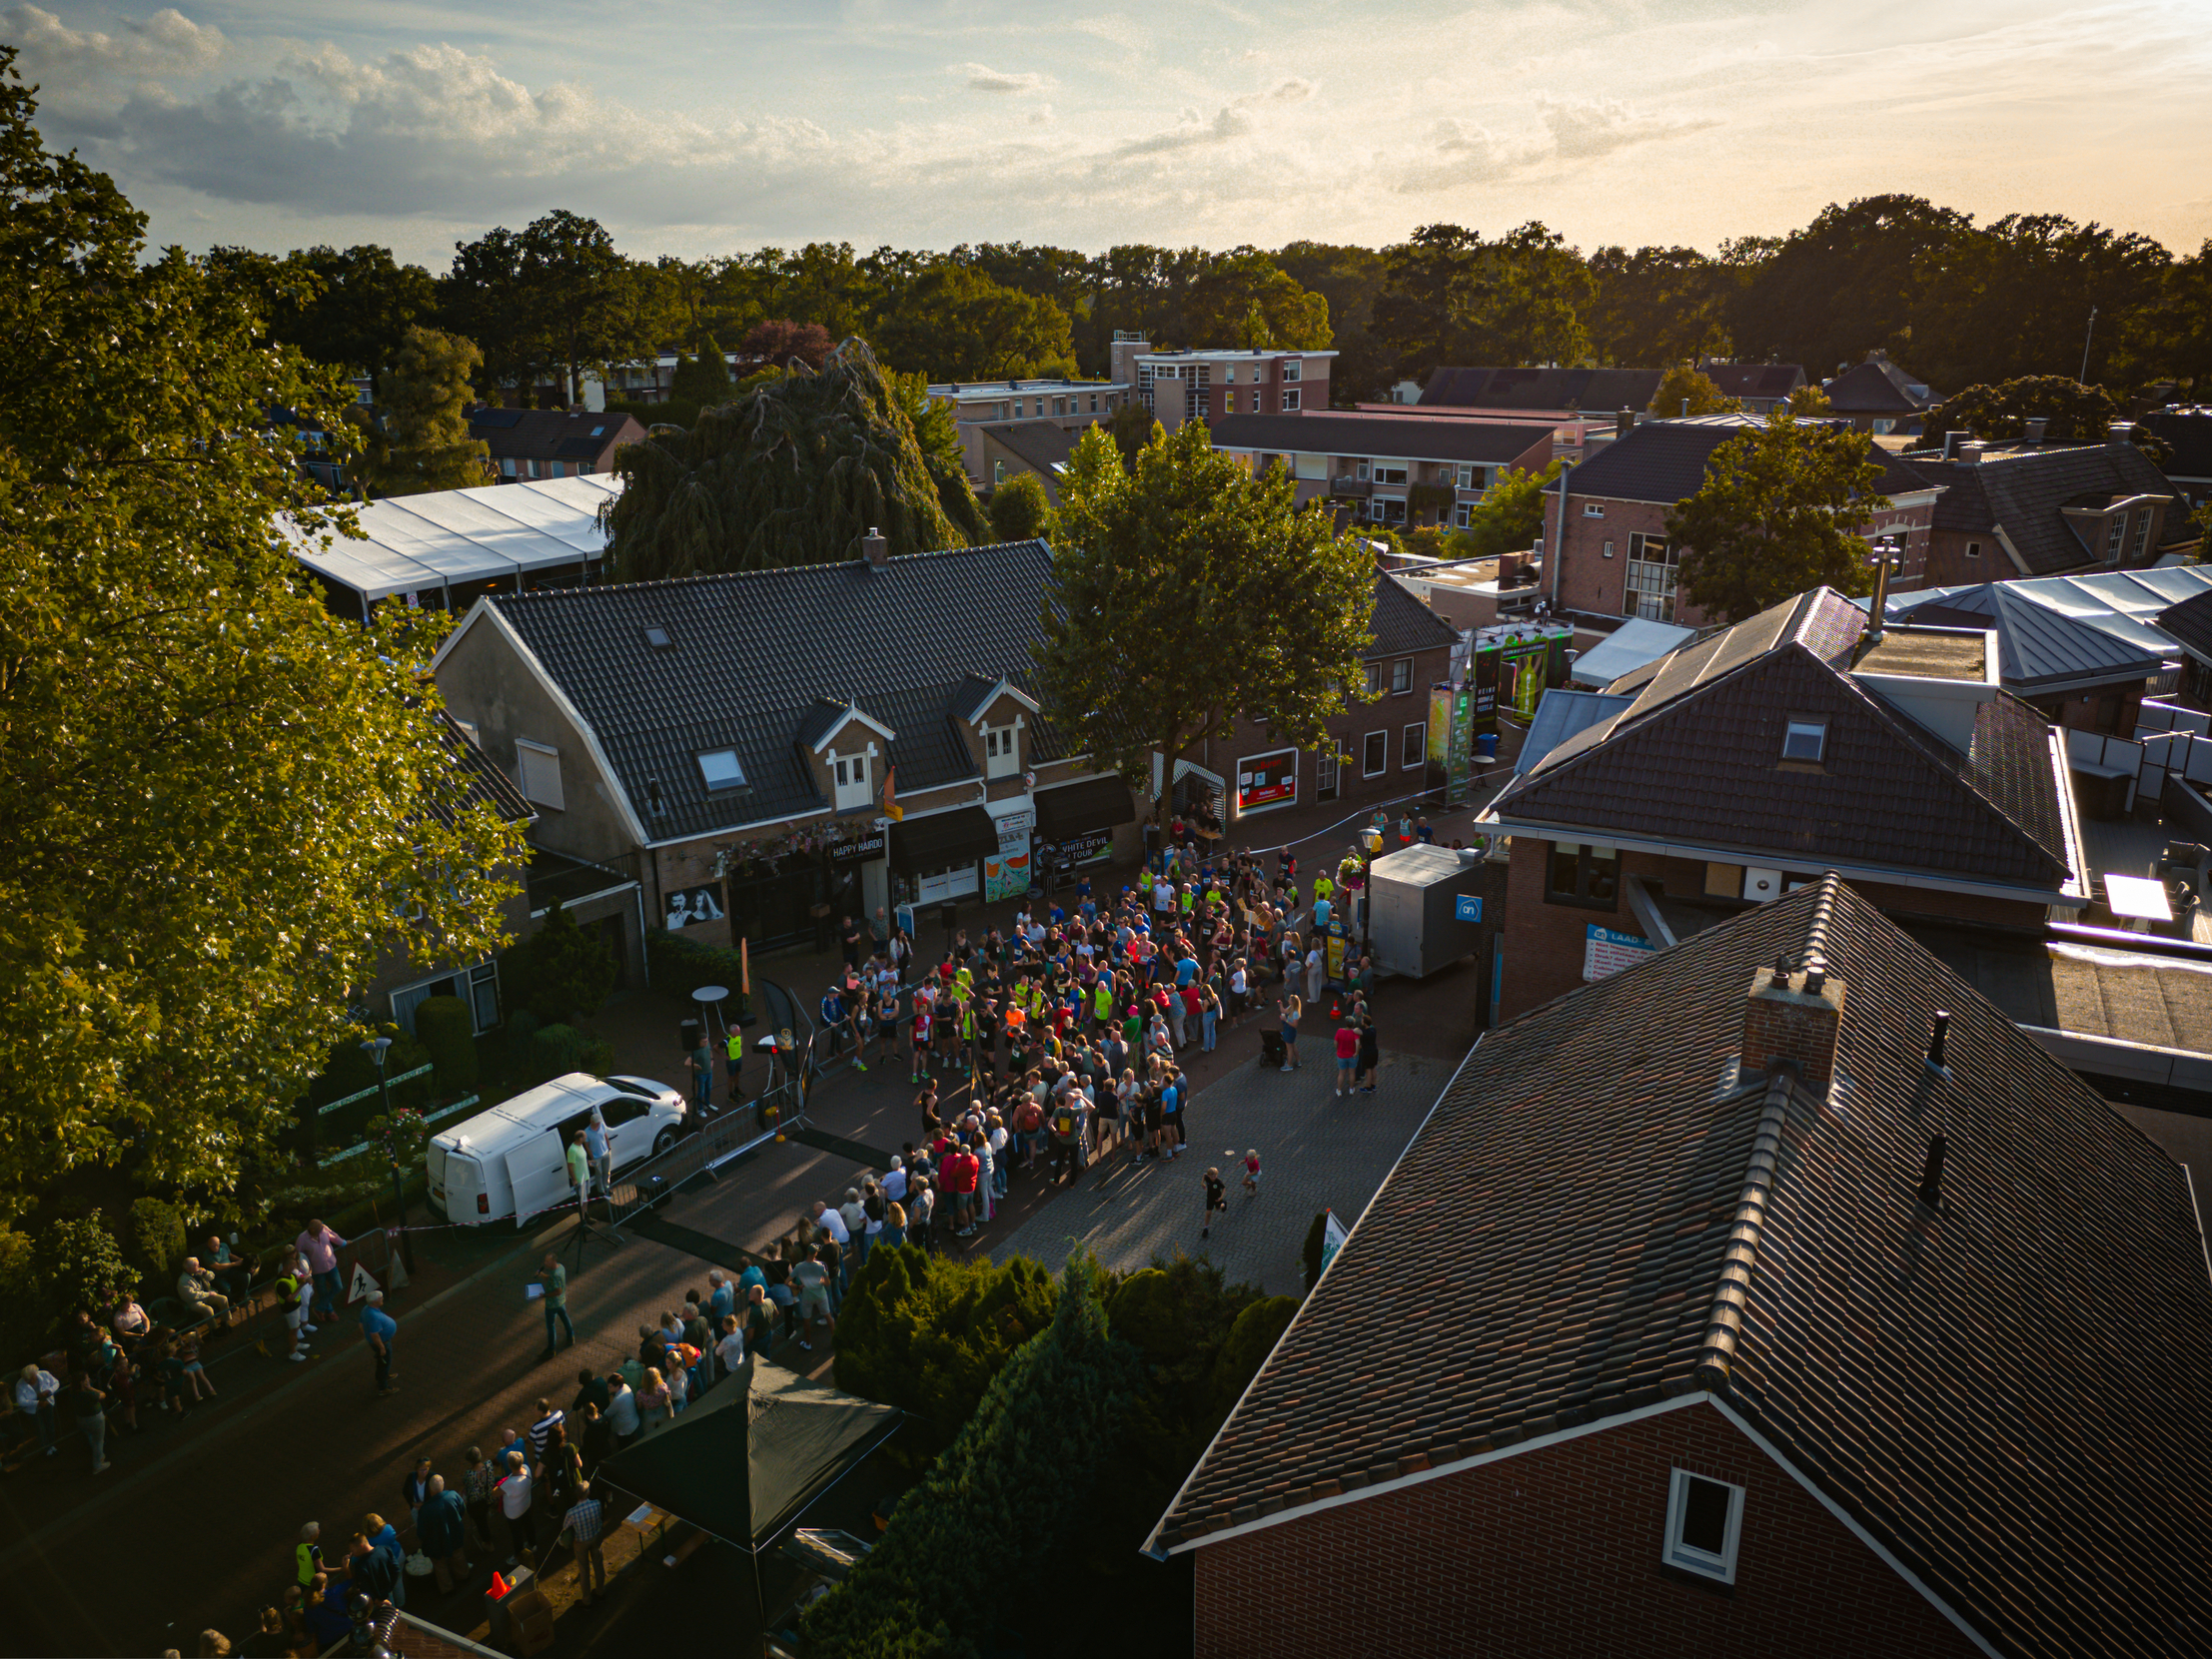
[426,1072,689,1229]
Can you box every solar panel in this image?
[471,409,525,429]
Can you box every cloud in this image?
[954,62,1053,95]
[1536,94,1718,161]
[6,4,225,80]
[1259,77,1314,105]
[1113,78,1313,158]
[1395,96,1716,193]
[1027,104,1054,126]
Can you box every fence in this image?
[606,1079,806,1225]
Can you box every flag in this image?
[880,764,903,821]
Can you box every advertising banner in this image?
[1236,749,1298,814]
[982,802,1034,903]
[1426,683,1474,805]
[1583,923,1656,981]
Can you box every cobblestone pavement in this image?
[985,1049,1452,1294]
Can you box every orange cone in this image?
[490,1572,510,1599]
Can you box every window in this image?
[501,456,518,478]
[1373,464,1409,485]
[1282,359,1302,383]
[1454,502,1474,529]
[1872,417,1896,434]
[1282,390,1301,411]
[832,751,872,811]
[644,624,671,649]
[1583,502,1605,517]
[1224,367,1238,383]
[516,740,564,810]
[1371,497,1407,524]
[2106,512,2127,560]
[454,719,481,747]
[528,459,542,478]
[2133,507,2153,560]
[1089,394,1099,413]
[1455,463,1475,489]
[1402,723,1425,768]
[1053,398,1067,416]
[1627,531,1679,622]
[1603,539,1615,559]
[697,748,746,791]
[993,459,1006,485]
[1662,1469,1744,1584]
[1356,459,1370,480]
[1364,661,1386,696]
[983,723,1020,779]
[1223,392,1236,414]
[1781,718,1826,762]
[549,461,564,478]
[1012,399,1024,417]
[1391,658,1414,695]
[1965,539,1981,559]
[1546,842,1619,909]
[1362,730,1388,775]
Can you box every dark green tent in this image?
[594,1357,901,1551]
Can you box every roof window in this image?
[1662,1469,1743,1584]
[697,748,746,791]
[1781,718,1826,762]
[644,625,671,649]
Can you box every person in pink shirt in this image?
[297,1219,346,1322]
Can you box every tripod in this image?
[569,1166,624,1273]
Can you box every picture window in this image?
[1281,390,1301,411]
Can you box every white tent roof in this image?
[1570,616,1696,686]
[1899,566,2212,661]
[285,474,620,602]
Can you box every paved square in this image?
[987,1049,1451,1293]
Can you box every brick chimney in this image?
[1740,961,1846,1089]
[861,526,889,568]
[1616,406,1634,439]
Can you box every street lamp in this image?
[361,1036,417,1275]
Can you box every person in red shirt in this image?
[1334,1021,1360,1098]
[942,1144,980,1238]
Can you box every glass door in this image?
[1316,745,1340,801]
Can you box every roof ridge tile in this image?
[1694,1069,1796,1391]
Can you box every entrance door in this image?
[1316,745,1341,802]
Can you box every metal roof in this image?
[1895,565,2212,663]
[1516,688,1635,775]
[1568,617,1695,686]
[283,475,619,601]
[1889,582,2164,691]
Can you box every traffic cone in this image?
[489,1572,510,1599]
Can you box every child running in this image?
[1201,1167,1227,1241]
[1242,1148,1261,1198]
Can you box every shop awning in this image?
[887,805,999,874]
[1033,775,1137,843]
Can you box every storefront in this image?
[888,805,1001,908]
[1033,775,1136,872]
[1235,748,1299,817]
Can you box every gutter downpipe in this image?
[1550,457,1575,611]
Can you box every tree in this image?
[207,243,438,397]
[1182,249,1333,351]
[1107,401,1161,471]
[1666,412,1888,623]
[506,902,617,1022]
[738,319,832,370]
[438,226,545,402]
[1730,194,1972,373]
[1787,382,1832,415]
[1588,245,1734,366]
[988,471,1051,541]
[1273,241,1389,402]
[871,261,1077,382]
[1917,375,2140,450]
[1038,422,1376,823]
[602,340,989,578]
[1371,223,1488,384]
[1649,362,1742,417]
[351,326,493,496]
[517,209,662,407]
[1458,461,1561,559]
[667,334,733,406]
[1456,222,1595,366]
[0,55,529,1220]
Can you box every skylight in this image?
[644,625,671,649]
[1782,719,1827,762]
[697,749,745,791]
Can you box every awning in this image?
[1033,776,1136,843]
[887,805,999,874]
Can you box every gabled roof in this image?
[1493,588,2073,890]
[466,408,646,466]
[1822,356,1937,415]
[1552,415,1935,506]
[1366,570,1462,660]
[1902,443,2185,574]
[1891,581,2164,690]
[461,540,1059,842]
[796,698,894,753]
[2140,406,2212,481]
[2156,587,2212,665]
[978,420,1081,476]
[1154,878,2212,1659]
[1697,362,1807,400]
[1420,365,1663,413]
[950,674,1039,724]
[1209,412,1556,465]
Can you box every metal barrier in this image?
[606,1079,806,1224]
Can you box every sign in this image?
[1319,1210,1350,1278]
[1427,683,1474,806]
[347,1261,382,1305]
[1583,923,1656,981]
[1455,893,1484,923]
[1236,748,1298,813]
[1323,918,1351,981]
[982,800,1034,903]
[1044,829,1112,868]
[828,829,884,865]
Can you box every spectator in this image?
[878,1202,907,1251]
[401,1456,432,1537]
[295,1522,323,1590]
[791,1245,833,1352]
[359,1290,398,1397]
[571,1366,609,1418]
[816,1229,844,1318]
[110,1297,151,1349]
[582,1109,612,1206]
[498,1450,537,1568]
[301,1576,350,1650]
[69,1371,108,1475]
[604,1374,640,1449]
[637,1365,672,1434]
[416,1473,471,1593]
[205,1235,252,1305]
[576,1400,611,1473]
[535,1250,574,1361]
[295,1220,346,1323]
[176,1257,232,1324]
[172,1325,215,1402]
[527,1398,564,1463]
[715,1313,745,1379]
[274,1263,312,1362]
[238,1607,288,1659]
[460,1448,496,1554]
[565,1479,607,1605]
[196,1630,234,1657]
[15,1363,58,1456]
[707,1269,734,1326]
[744,1284,773,1363]
[345,1531,396,1606]
[363,1512,406,1608]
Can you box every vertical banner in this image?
[1471,639,1501,733]
[1426,683,1474,806]
[983,802,1034,902]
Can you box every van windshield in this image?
[603,1077,659,1099]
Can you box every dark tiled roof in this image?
[1420,365,1662,413]
[2141,407,2212,482]
[1366,570,1461,660]
[979,421,1080,475]
[484,542,1059,841]
[1157,878,2212,1659]
[1553,416,1934,506]
[467,408,646,469]
[1497,588,2072,888]
[430,709,536,831]
[2156,587,2212,665]
[1903,444,2185,575]
[1210,412,1556,465]
[1697,362,1806,400]
[1823,356,1938,414]
[1891,582,2164,690]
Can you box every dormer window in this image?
[2106,514,2127,561]
[1782,719,1827,762]
[697,748,745,792]
[832,751,872,811]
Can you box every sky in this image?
[10,0,2211,270]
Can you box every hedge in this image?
[645,926,744,993]
[415,994,479,1094]
[129,1197,188,1283]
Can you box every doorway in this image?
[1316,744,1341,802]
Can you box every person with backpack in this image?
[1047,1096,1083,1185]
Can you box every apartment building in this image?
[1108,334,1336,429]
[925,377,1130,481]
[1210,411,1554,528]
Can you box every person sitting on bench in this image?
[176,1258,232,1324]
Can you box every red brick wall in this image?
[1192,1399,1979,1659]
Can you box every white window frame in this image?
[1662,1468,1744,1584]
[1583,502,1605,517]
[697,747,746,791]
[2133,507,2153,560]
[993,459,1006,485]
[1282,359,1302,383]
[2106,512,2127,561]
[1964,539,1981,559]
[1455,463,1475,488]
[1362,730,1388,776]
[516,739,564,810]
[1401,723,1425,769]
[1454,502,1473,529]
[831,749,873,811]
[983,722,1021,780]
[1374,463,1409,485]
[1782,718,1826,762]
[1364,661,1386,696]
[1282,389,1301,412]
[1391,657,1414,695]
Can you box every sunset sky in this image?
[11,0,2210,265]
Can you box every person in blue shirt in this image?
[1313,895,1333,930]
[1175,951,1200,987]
[820,988,848,1059]
[360,1291,398,1397]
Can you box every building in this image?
[1821,349,1938,436]
[1208,411,1555,527]
[1887,580,2165,735]
[2139,404,2212,506]
[466,408,646,484]
[2157,587,2212,710]
[1108,336,1336,429]
[1904,435,2195,586]
[1419,365,1666,415]
[1695,361,1807,415]
[1478,587,2087,1020]
[1150,875,2212,1659]
[1540,415,1941,626]
[430,536,1138,956]
[974,421,1082,502]
[926,377,1129,483]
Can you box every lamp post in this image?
[362,1036,416,1275]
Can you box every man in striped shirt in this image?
[527,1398,564,1463]
[564,1481,606,1603]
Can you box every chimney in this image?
[1958,441,1988,466]
[861,526,889,568]
[2109,420,2136,445]
[1916,1133,1949,1208]
[1740,961,1846,1089]
[2022,416,2048,446]
[1616,406,1634,439]
[1924,1009,1950,1072]
[1867,348,1888,364]
[1942,429,1968,460]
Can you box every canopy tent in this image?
[594,1357,901,1553]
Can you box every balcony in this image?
[1330,477,1373,499]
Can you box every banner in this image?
[1583,923,1656,981]
[1320,1211,1350,1277]
[983,801,1034,902]
[1426,683,1474,805]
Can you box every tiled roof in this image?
[1420,365,1662,413]
[430,709,536,831]
[2156,587,2212,665]
[1209,412,1556,465]
[1155,877,2212,1659]
[1903,444,2185,574]
[1495,588,2072,889]
[2140,406,2212,481]
[1553,416,1935,506]
[482,541,1060,841]
[467,408,646,468]
[1366,570,1462,660]
[978,420,1081,475]
[1697,362,1806,400]
[1891,582,2164,691]
[1822,357,1938,415]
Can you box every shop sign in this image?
[828,829,885,865]
[1237,748,1299,813]
[1044,829,1113,867]
[1583,923,1655,981]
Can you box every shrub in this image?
[517,903,617,1021]
[987,470,1050,541]
[579,1037,617,1076]
[1212,1294,1298,1406]
[414,994,479,1094]
[645,927,744,992]
[32,1216,133,1335]
[531,1022,590,1082]
[0,1229,38,1359]
[128,1197,188,1283]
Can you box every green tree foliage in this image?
[128,1197,188,1282]
[1730,194,1971,374]
[1182,249,1332,351]
[1038,422,1377,821]
[208,243,438,395]
[1273,241,1390,403]
[872,261,1077,381]
[441,211,663,407]
[802,1252,1139,1657]
[412,995,478,1094]
[1371,222,1594,382]
[988,470,1051,541]
[1371,223,1488,384]
[1107,401,1161,471]
[1457,461,1562,560]
[1589,245,1735,366]
[832,1244,1059,1461]
[32,1216,132,1332]
[1916,376,2148,452]
[506,902,618,1022]
[1787,382,1833,415]
[2190,500,2212,564]
[668,334,734,406]
[0,58,529,1220]
[602,341,989,578]
[1666,413,1888,623]
[351,325,494,496]
[1649,362,1743,417]
[2140,239,2212,391]
[438,226,544,401]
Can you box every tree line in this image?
[207,194,2212,411]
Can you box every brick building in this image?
[1903,436,2193,588]
[1209,411,1555,528]
[1109,337,1334,428]
[1539,415,1942,626]
[1820,348,1939,436]
[466,407,646,483]
[925,377,1129,485]
[1477,588,2086,1020]
[1151,876,2212,1659]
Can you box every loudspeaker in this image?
[679,1017,701,1051]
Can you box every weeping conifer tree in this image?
[600,337,989,579]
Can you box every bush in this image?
[531,1022,590,1082]
[579,1037,617,1076]
[32,1216,132,1336]
[129,1198,188,1283]
[414,994,479,1094]
[0,1229,38,1360]
[1213,1294,1299,1404]
[514,904,617,1022]
[303,1025,433,1152]
[645,927,744,994]
[987,470,1050,541]
[606,396,701,430]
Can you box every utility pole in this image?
[2080,307,2098,384]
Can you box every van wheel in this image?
[653,1129,676,1157]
